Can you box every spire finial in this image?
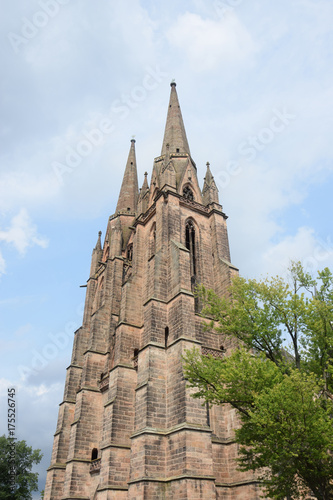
[170,79,176,87]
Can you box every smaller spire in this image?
[94,231,102,251]
[90,230,103,277]
[116,139,139,214]
[202,162,219,206]
[204,162,215,186]
[138,172,150,214]
[142,171,149,192]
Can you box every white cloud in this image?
[0,208,48,256]
[263,227,333,276]
[166,11,257,71]
[0,169,60,213]
[0,251,5,275]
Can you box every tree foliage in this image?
[183,262,333,499]
[0,435,42,500]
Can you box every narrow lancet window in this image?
[185,221,196,277]
[98,277,105,308]
[127,243,133,261]
[149,223,156,259]
[165,327,169,348]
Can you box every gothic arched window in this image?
[185,220,197,277]
[91,448,98,460]
[98,276,105,308]
[127,243,133,262]
[183,186,194,201]
[149,223,156,259]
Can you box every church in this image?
[45,82,261,499]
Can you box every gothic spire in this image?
[161,82,190,156]
[137,172,150,215]
[89,230,102,277]
[141,171,149,192]
[94,230,102,251]
[116,139,139,213]
[202,162,219,205]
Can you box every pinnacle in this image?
[94,230,102,251]
[202,161,219,205]
[204,162,214,185]
[161,83,190,156]
[116,139,139,213]
[142,171,149,191]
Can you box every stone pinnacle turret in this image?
[116,139,139,213]
[202,162,219,205]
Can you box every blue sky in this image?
[0,0,333,496]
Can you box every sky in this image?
[0,0,333,496]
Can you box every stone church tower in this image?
[45,83,261,499]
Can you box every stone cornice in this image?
[100,442,131,450]
[215,479,261,488]
[108,362,137,375]
[59,399,76,407]
[211,436,236,445]
[83,349,108,356]
[97,485,128,491]
[143,288,193,307]
[116,320,143,329]
[65,458,91,464]
[131,422,211,439]
[66,364,83,371]
[128,473,215,485]
[47,463,66,471]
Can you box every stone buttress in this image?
[45,83,262,499]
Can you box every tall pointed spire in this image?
[161,82,190,156]
[116,139,139,213]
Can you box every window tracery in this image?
[183,186,194,201]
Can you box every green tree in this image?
[183,263,333,499]
[0,435,43,500]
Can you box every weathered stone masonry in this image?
[45,83,262,499]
